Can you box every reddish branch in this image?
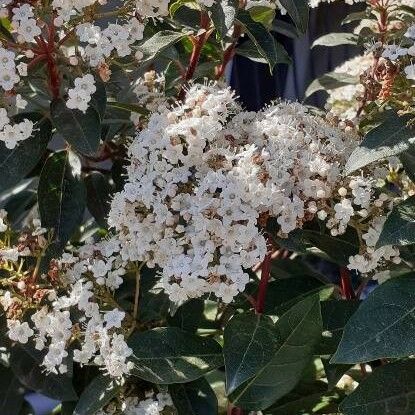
[215,24,242,80]
[340,266,356,300]
[178,12,211,101]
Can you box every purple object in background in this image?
[25,393,60,415]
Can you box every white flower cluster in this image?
[66,74,96,112]
[109,83,367,304]
[76,20,145,67]
[7,279,133,377]
[131,70,167,125]
[308,0,415,8]
[3,230,133,377]
[325,54,373,120]
[381,25,415,80]
[0,47,19,91]
[348,215,400,275]
[0,107,34,149]
[97,391,174,415]
[10,4,41,43]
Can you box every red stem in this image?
[255,242,273,314]
[215,24,242,79]
[340,267,356,300]
[178,12,211,101]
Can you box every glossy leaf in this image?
[0,114,51,193]
[51,99,101,156]
[305,72,358,98]
[228,295,323,410]
[345,112,415,174]
[340,360,415,415]
[277,0,308,33]
[10,345,77,401]
[128,327,223,384]
[376,196,415,247]
[312,32,359,47]
[74,375,122,415]
[332,275,415,364]
[38,150,86,262]
[0,365,25,415]
[209,0,237,38]
[84,171,113,228]
[169,377,218,415]
[140,31,186,62]
[236,10,278,71]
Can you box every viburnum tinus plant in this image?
[2,0,415,412]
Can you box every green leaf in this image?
[224,313,278,395]
[84,171,113,228]
[249,6,275,28]
[169,377,218,415]
[277,0,308,33]
[332,275,415,364]
[51,99,101,156]
[319,300,361,356]
[400,147,415,182]
[89,78,107,120]
[278,227,360,266]
[0,365,25,415]
[38,150,86,260]
[312,32,359,48]
[228,295,323,410]
[263,276,326,314]
[376,196,415,247]
[236,10,278,71]
[209,0,237,38]
[305,72,358,98]
[340,360,415,415]
[168,299,205,333]
[264,381,340,415]
[107,101,149,115]
[128,327,223,384]
[0,114,51,193]
[10,345,77,401]
[140,31,187,62]
[73,375,122,415]
[236,39,291,65]
[345,112,415,175]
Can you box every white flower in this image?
[8,320,34,343]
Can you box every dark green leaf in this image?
[312,32,359,48]
[236,10,278,71]
[400,147,415,182]
[128,327,223,384]
[332,275,415,364]
[84,172,113,228]
[377,196,415,247]
[74,375,122,415]
[319,300,361,356]
[345,112,414,174]
[228,295,323,410]
[209,0,237,38]
[305,72,358,98]
[277,0,308,33]
[38,150,86,261]
[340,360,415,415]
[224,313,278,395]
[168,299,205,333]
[51,99,101,156]
[170,377,218,415]
[264,381,340,415]
[140,31,187,62]
[0,365,25,415]
[264,276,325,314]
[10,345,77,401]
[0,114,51,193]
[90,78,107,120]
[236,39,291,65]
